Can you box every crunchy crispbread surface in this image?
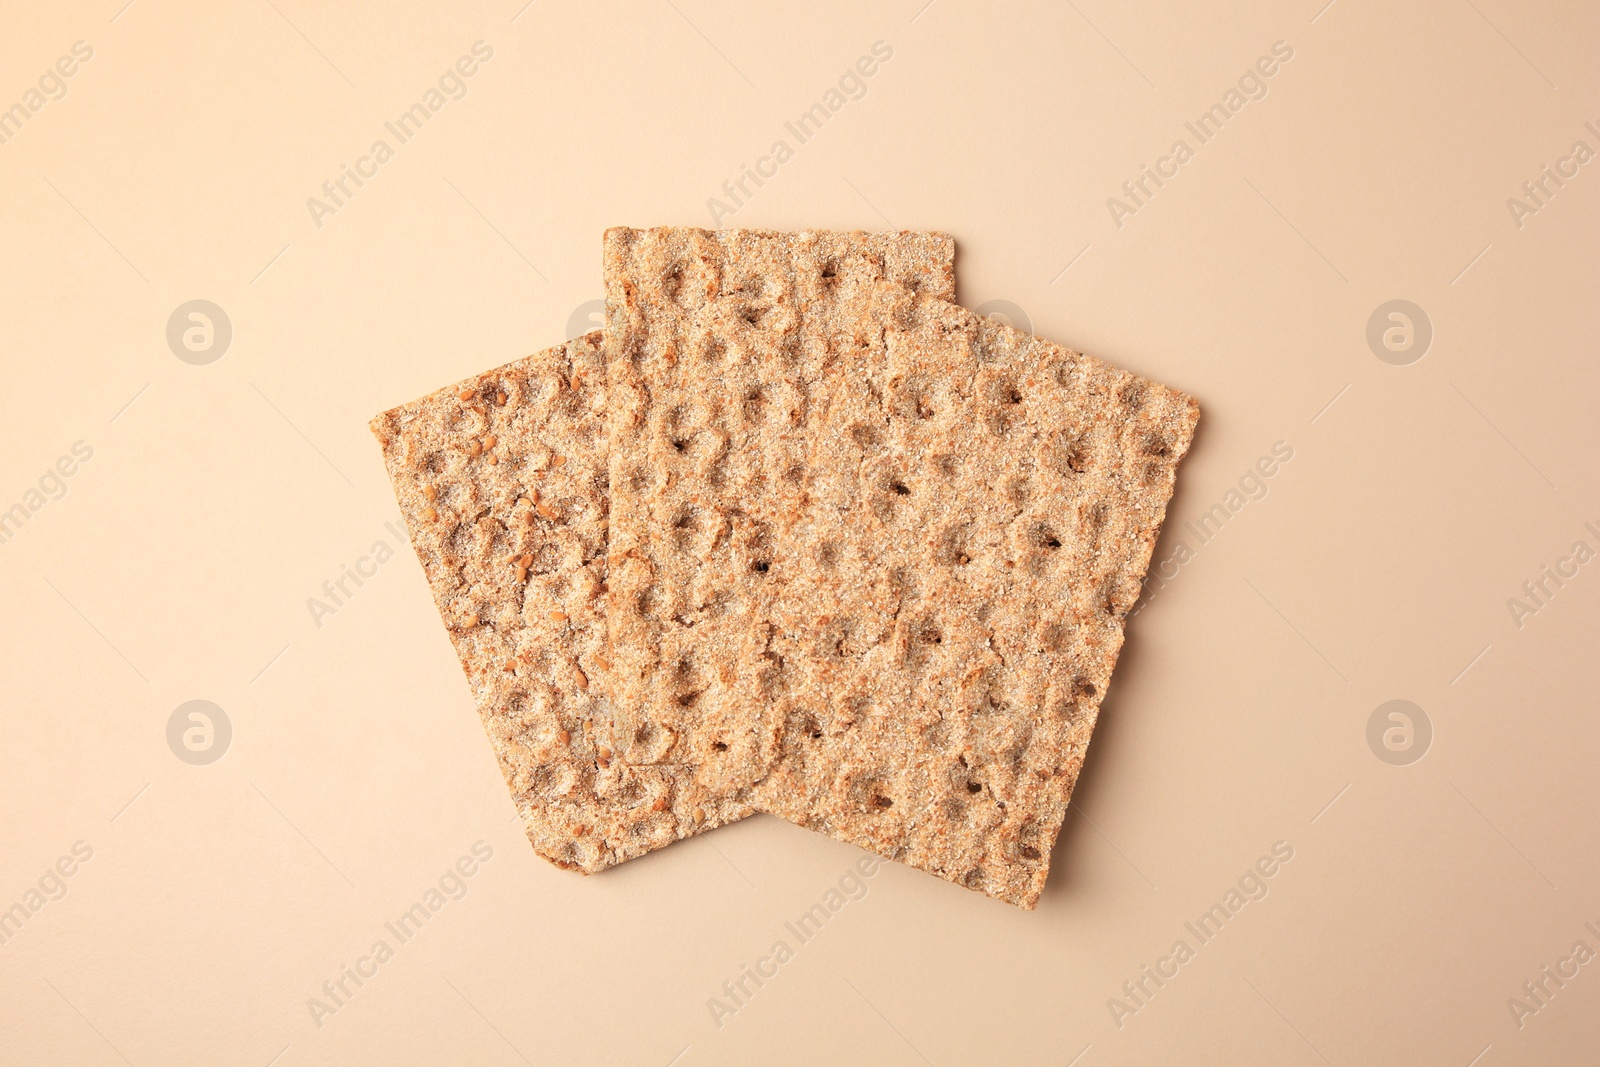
[371,333,750,873]
[372,231,954,875]
[602,227,957,798]
[756,291,1198,907]
[603,253,1196,906]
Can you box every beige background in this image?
[1,0,1596,1063]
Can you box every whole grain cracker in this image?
[372,333,747,873]
[754,289,1197,907]
[603,227,957,799]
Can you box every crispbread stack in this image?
[373,227,1196,908]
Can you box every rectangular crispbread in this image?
[603,227,957,799]
[751,288,1197,906]
[372,334,750,872]
[373,231,954,873]
[603,236,1195,906]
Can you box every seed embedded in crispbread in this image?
[371,332,751,873]
[602,227,958,799]
[604,255,1196,906]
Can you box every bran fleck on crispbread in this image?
[603,246,1195,906]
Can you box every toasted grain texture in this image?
[758,291,1198,907]
[371,333,748,873]
[603,227,957,799]
[371,232,953,875]
[605,258,1196,906]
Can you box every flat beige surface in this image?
[1,1,1596,1064]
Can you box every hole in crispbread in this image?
[878,474,921,518]
[989,378,1022,406]
[937,523,974,567]
[751,560,770,574]
[447,522,479,560]
[1034,524,1062,550]
[847,774,893,815]
[888,565,914,601]
[850,422,882,450]
[1039,622,1071,651]
[966,781,983,794]
[840,694,872,728]
[711,740,727,751]
[1120,382,1145,408]
[1142,433,1172,458]
[1020,844,1041,861]
[662,262,684,301]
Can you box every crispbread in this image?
[755,289,1197,906]
[603,227,957,798]
[604,252,1196,906]
[371,334,748,872]
[374,231,954,874]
